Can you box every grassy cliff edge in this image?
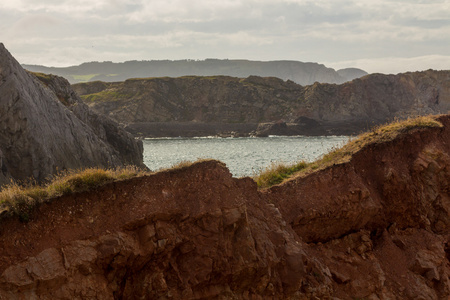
[0,115,443,220]
[254,115,443,188]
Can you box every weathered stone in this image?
[0,43,145,185]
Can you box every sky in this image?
[1,0,449,74]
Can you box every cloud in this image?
[1,0,449,73]
[125,0,246,23]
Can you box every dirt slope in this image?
[0,116,449,299]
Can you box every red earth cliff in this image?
[1,117,450,299]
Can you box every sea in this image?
[142,135,350,178]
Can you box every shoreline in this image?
[124,120,374,138]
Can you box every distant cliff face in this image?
[0,44,144,186]
[305,71,450,123]
[23,59,368,85]
[75,76,304,124]
[1,116,449,299]
[73,70,450,136]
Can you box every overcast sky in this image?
[1,0,449,74]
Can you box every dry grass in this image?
[0,115,443,215]
[0,159,215,221]
[166,160,196,170]
[0,166,149,221]
[253,161,308,188]
[254,115,443,189]
[157,159,223,172]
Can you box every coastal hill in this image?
[0,115,449,298]
[72,70,450,137]
[23,59,367,85]
[0,44,145,187]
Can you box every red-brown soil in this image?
[1,117,450,299]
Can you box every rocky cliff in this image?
[0,115,449,299]
[73,70,450,137]
[23,59,367,85]
[0,44,145,187]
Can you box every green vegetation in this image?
[125,76,172,81]
[81,89,130,103]
[123,75,235,82]
[0,159,220,221]
[71,74,100,82]
[254,115,443,189]
[29,71,54,86]
[254,161,308,188]
[0,115,443,218]
[0,166,149,221]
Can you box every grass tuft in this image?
[0,166,150,221]
[254,161,308,188]
[157,159,215,172]
[168,160,196,170]
[72,74,100,82]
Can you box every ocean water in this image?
[143,136,350,177]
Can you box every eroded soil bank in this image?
[1,117,450,299]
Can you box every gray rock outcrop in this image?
[73,70,450,137]
[0,43,144,186]
[0,149,11,186]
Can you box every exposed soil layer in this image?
[1,117,450,299]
